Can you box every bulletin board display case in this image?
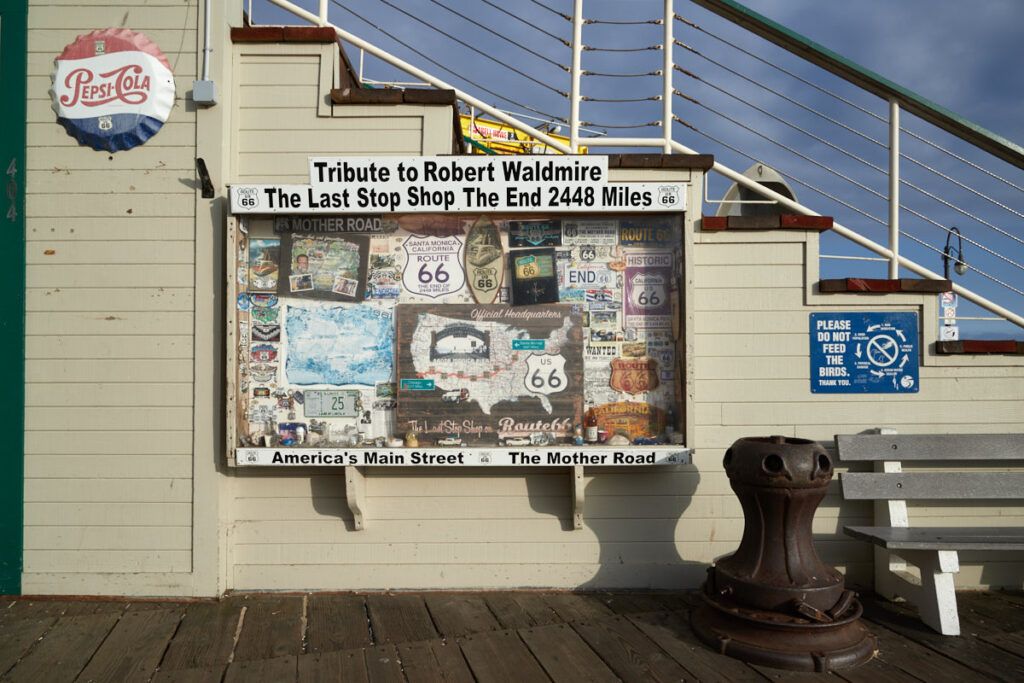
[226,212,687,466]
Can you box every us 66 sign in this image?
[525,354,568,395]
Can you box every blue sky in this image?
[249,1,1024,338]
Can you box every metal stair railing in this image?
[254,0,1024,332]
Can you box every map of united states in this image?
[409,312,574,414]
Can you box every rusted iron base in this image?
[691,593,878,672]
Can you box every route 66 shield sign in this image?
[657,185,680,207]
[524,354,568,395]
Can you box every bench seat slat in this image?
[835,433,1024,461]
[844,525,1024,551]
[840,472,1024,500]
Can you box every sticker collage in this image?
[234,213,683,449]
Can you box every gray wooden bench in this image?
[836,431,1024,635]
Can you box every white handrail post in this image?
[888,97,900,279]
[318,0,328,26]
[663,0,673,153]
[570,0,584,153]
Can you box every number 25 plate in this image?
[304,389,361,417]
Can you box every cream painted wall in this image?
[690,230,1024,588]
[223,39,1023,593]
[23,0,230,596]
[22,3,1021,596]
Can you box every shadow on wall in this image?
[310,472,360,532]
[527,466,709,590]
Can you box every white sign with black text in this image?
[229,156,687,214]
[236,446,691,466]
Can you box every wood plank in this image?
[459,629,552,682]
[571,614,693,681]
[979,631,1024,659]
[841,473,1024,501]
[424,593,502,637]
[77,608,184,682]
[844,525,1024,550]
[861,595,1024,682]
[22,549,190,573]
[598,591,691,615]
[836,433,1024,461]
[991,590,1024,608]
[24,502,190,527]
[541,593,616,623]
[25,454,192,479]
[724,400,1024,427]
[25,241,194,266]
[956,591,1024,636]
[0,615,59,675]
[151,667,226,683]
[26,358,195,383]
[160,600,245,670]
[486,593,562,629]
[0,599,70,621]
[747,663,842,680]
[232,596,304,661]
[853,618,978,681]
[305,594,371,653]
[25,287,194,313]
[27,405,193,431]
[397,638,474,683]
[365,594,438,644]
[937,339,1024,355]
[26,306,196,336]
[224,655,297,683]
[230,516,748,546]
[27,264,194,289]
[834,656,922,683]
[4,612,120,683]
[25,526,191,551]
[363,643,404,683]
[483,593,541,630]
[519,622,619,682]
[297,649,367,682]
[127,601,186,612]
[626,610,766,682]
[59,600,129,616]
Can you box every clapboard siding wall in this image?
[231,42,453,183]
[225,40,715,590]
[224,40,1024,592]
[691,232,1024,588]
[23,1,200,593]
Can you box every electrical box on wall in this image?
[192,79,217,105]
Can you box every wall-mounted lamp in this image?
[943,226,968,278]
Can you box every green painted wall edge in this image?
[0,5,27,595]
[690,0,1024,171]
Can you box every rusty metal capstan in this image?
[691,436,877,672]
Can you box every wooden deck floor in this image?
[1,589,1022,681]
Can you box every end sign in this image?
[810,312,919,393]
